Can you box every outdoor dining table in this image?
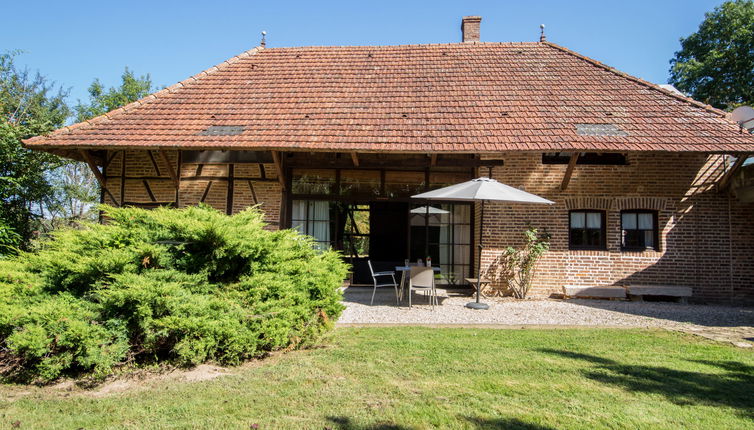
[395,265,441,302]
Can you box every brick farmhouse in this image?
[25,17,754,302]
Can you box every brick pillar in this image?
[461,16,482,42]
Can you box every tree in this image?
[43,68,157,228]
[1,54,156,254]
[74,67,153,122]
[669,0,754,110]
[45,162,99,222]
[0,51,70,252]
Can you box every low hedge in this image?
[0,205,348,383]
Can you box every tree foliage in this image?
[0,57,156,253]
[669,0,754,110]
[47,68,157,226]
[0,51,70,253]
[74,68,153,122]
[0,205,348,383]
[45,162,99,221]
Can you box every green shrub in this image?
[0,205,348,383]
[0,218,21,257]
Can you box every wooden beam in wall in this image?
[271,151,287,191]
[120,151,126,207]
[350,152,360,167]
[200,181,213,203]
[103,151,118,170]
[247,180,259,205]
[142,180,157,202]
[430,154,438,166]
[80,149,106,184]
[718,153,750,192]
[226,164,234,215]
[79,149,118,205]
[158,150,180,188]
[103,174,277,183]
[147,150,162,176]
[285,152,503,170]
[560,153,580,191]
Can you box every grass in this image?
[1,327,753,429]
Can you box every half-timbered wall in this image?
[103,150,282,229]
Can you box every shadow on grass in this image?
[461,416,557,429]
[326,416,412,430]
[326,416,556,430]
[539,349,754,418]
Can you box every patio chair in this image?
[367,260,399,305]
[398,261,422,300]
[408,266,437,309]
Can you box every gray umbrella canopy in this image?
[411,177,553,310]
[412,177,554,204]
[409,206,450,214]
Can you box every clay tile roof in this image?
[24,42,754,154]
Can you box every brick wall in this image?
[477,151,754,303]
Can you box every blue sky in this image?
[3,0,724,108]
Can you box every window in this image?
[342,204,370,258]
[542,152,627,165]
[340,170,381,197]
[292,200,334,250]
[291,169,336,194]
[569,210,606,250]
[621,211,659,251]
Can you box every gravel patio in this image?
[338,287,754,347]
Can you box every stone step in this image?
[562,286,627,299]
[626,285,693,297]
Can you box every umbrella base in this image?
[465,302,489,310]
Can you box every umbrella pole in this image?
[424,202,429,261]
[466,199,489,310]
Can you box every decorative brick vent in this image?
[564,197,667,211]
[564,197,614,210]
[615,197,667,211]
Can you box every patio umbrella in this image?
[412,177,554,310]
[410,205,450,230]
[409,206,450,214]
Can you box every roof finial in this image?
[261,30,267,47]
[539,24,546,42]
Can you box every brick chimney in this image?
[461,16,482,42]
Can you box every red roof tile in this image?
[24,42,754,153]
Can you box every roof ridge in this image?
[263,41,542,50]
[24,45,265,146]
[542,41,727,118]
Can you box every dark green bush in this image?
[0,205,348,383]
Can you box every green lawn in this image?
[1,327,753,429]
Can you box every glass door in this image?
[409,203,471,286]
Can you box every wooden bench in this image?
[562,285,627,300]
[626,285,693,303]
